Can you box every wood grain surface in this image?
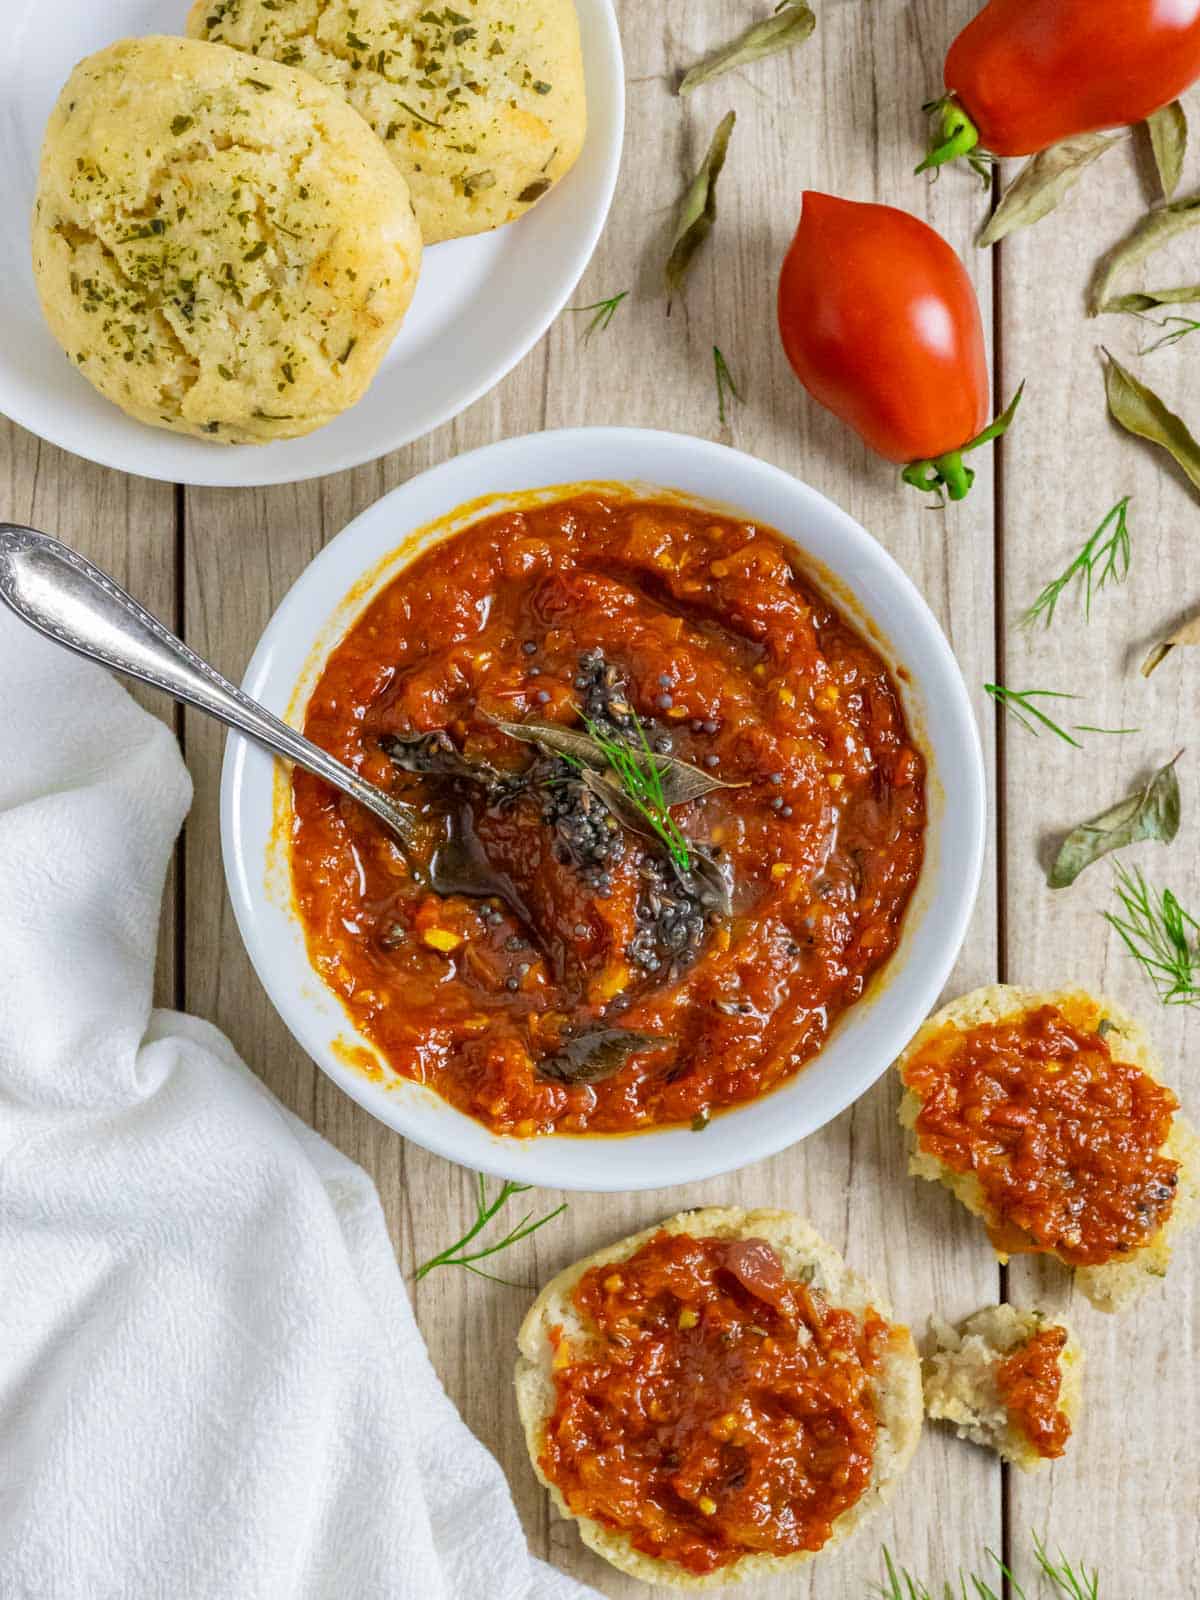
[2,2,1197,1593]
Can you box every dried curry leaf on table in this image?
[1104,285,1200,313]
[1089,195,1200,314]
[678,1,815,95]
[1104,351,1200,496]
[1048,753,1182,889]
[1146,101,1188,200]
[664,109,736,305]
[978,132,1123,248]
[1142,608,1200,676]
[536,1029,669,1085]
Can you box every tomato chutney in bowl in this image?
[221,428,984,1189]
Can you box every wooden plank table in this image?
[4,2,1197,1592]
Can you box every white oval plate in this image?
[221,428,986,1192]
[0,1,623,487]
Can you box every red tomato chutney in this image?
[290,495,926,1136]
[996,1324,1070,1459]
[903,1001,1181,1265]
[539,1231,890,1575]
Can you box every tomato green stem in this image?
[900,383,1026,505]
[916,97,980,175]
[902,453,975,501]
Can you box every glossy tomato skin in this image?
[777,193,989,466]
[946,0,1200,156]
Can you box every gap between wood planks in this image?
[172,480,187,1020]
[989,159,1015,1599]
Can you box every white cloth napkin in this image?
[0,609,597,1600]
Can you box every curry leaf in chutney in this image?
[1048,753,1182,889]
[493,716,740,805]
[678,0,815,95]
[535,1029,670,1086]
[664,110,736,306]
[380,729,501,783]
[493,717,604,767]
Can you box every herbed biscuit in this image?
[186,0,588,244]
[32,35,422,443]
[515,1207,923,1590]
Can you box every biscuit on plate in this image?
[515,1207,922,1589]
[922,1304,1083,1472]
[897,984,1199,1312]
[186,0,588,244]
[32,36,422,443]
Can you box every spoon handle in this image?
[0,523,415,843]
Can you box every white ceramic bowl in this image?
[221,428,985,1192]
[0,0,623,487]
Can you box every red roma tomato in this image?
[924,0,1200,167]
[778,193,1015,502]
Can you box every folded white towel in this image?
[0,610,596,1600]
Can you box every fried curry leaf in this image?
[536,1029,669,1085]
[978,132,1122,248]
[1048,753,1182,889]
[1142,607,1200,676]
[379,729,500,783]
[677,843,734,919]
[678,1,815,95]
[1146,101,1188,200]
[493,717,602,767]
[665,110,736,305]
[1104,350,1200,496]
[657,756,743,807]
[494,717,739,803]
[1090,196,1200,314]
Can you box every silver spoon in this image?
[0,522,426,852]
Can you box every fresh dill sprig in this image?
[876,1536,1094,1600]
[1019,497,1132,629]
[877,1546,1023,1600]
[876,1547,941,1599]
[713,344,742,425]
[985,684,1137,746]
[1140,313,1200,354]
[1032,1534,1099,1600]
[570,289,628,340]
[583,709,693,871]
[414,1174,566,1286]
[1104,858,1200,1007]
